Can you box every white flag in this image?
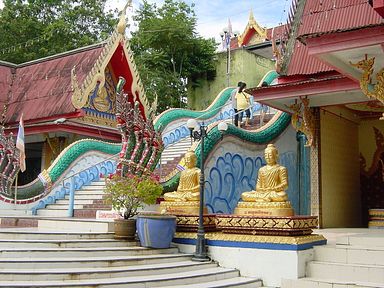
[16,115,26,172]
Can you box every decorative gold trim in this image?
[176,215,217,226]
[121,37,154,120]
[159,201,203,215]
[80,110,116,128]
[369,209,384,216]
[175,231,326,245]
[237,10,267,46]
[38,169,52,188]
[288,97,315,146]
[236,201,292,209]
[160,201,200,207]
[216,216,318,230]
[368,221,384,227]
[69,0,158,120]
[351,57,384,120]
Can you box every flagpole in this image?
[14,173,18,208]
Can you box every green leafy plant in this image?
[105,174,163,219]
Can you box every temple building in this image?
[246,0,384,228]
[0,15,147,185]
[187,11,280,110]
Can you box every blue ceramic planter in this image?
[137,214,177,248]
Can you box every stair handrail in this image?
[158,101,274,175]
[160,101,233,145]
[61,152,120,217]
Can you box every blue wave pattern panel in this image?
[205,151,297,214]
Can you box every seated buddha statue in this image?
[163,150,200,202]
[241,144,288,202]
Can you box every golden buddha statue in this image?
[234,143,293,216]
[93,85,110,112]
[163,150,200,202]
[241,144,288,202]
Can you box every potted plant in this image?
[104,173,163,240]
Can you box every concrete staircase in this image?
[160,137,192,165]
[156,137,192,179]
[282,231,384,288]
[36,181,111,218]
[155,115,275,180]
[0,226,262,287]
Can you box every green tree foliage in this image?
[130,0,217,112]
[0,0,117,64]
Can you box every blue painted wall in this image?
[204,126,299,214]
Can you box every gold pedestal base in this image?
[158,201,215,232]
[216,215,318,236]
[234,201,294,217]
[159,201,207,215]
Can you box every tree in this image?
[130,0,217,112]
[0,0,118,64]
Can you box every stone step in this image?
[80,185,106,190]
[0,267,240,287]
[282,277,384,288]
[36,209,71,217]
[162,150,191,157]
[0,230,114,240]
[161,156,180,161]
[307,261,384,283]
[0,246,179,258]
[0,253,193,269]
[314,244,384,265]
[37,208,110,218]
[37,218,113,233]
[0,218,262,287]
[56,199,96,205]
[0,209,33,216]
[73,194,105,200]
[45,204,85,210]
[160,277,263,288]
[0,260,217,281]
[0,238,137,248]
[46,203,111,210]
[336,232,384,247]
[74,190,105,195]
[87,181,106,186]
[162,145,191,153]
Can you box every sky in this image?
[0,0,289,42]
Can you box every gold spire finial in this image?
[249,9,255,21]
[117,0,132,34]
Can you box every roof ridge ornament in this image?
[249,9,255,21]
[117,0,132,35]
[351,56,384,120]
[287,97,315,147]
[70,0,155,120]
[237,9,267,47]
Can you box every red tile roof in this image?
[0,44,104,124]
[299,0,380,36]
[266,25,287,40]
[286,0,382,76]
[286,40,333,76]
[0,63,13,110]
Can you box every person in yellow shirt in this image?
[235,82,251,127]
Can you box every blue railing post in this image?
[68,177,75,217]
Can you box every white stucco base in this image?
[175,243,314,287]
